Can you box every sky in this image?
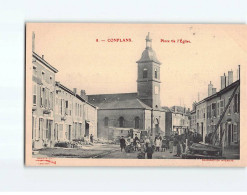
[27,23,247,108]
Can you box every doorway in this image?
[85,122,89,136]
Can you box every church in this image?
[88,33,166,140]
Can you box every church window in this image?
[119,117,124,127]
[155,86,159,94]
[155,68,158,79]
[143,68,148,78]
[135,117,140,129]
[104,117,109,127]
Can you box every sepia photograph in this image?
[25,23,246,166]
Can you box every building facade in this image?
[191,67,240,149]
[31,33,97,149]
[32,52,58,149]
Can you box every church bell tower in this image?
[137,32,161,109]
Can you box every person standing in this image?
[90,134,93,143]
[155,137,161,152]
[120,136,126,152]
[145,143,154,159]
[173,133,178,155]
[133,134,139,151]
[169,135,174,153]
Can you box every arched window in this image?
[104,117,109,127]
[143,68,148,78]
[119,117,124,127]
[154,68,158,79]
[135,117,140,129]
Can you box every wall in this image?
[97,109,145,139]
[32,56,56,148]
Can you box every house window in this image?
[220,99,225,115]
[154,68,157,79]
[40,88,45,107]
[217,101,220,117]
[50,92,53,110]
[33,84,37,106]
[212,103,216,118]
[234,93,240,113]
[143,68,148,78]
[135,117,140,129]
[33,66,37,76]
[104,117,109,127]
[119,117,124,127]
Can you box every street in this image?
[33,143,181,159]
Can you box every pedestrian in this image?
[133,134,139,151]
[144,136,150,149]
[145,142,154,159]
[155,137,161,152]
[119,136,126,152]
[161,137,167,152]
[169,135,174,153]
[173,133,178,155]
[90,134,93,143]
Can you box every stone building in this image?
[54,83,97,142]
[191,67,240,149]
[88,33,166,140]
[31,33,97,149]
[32,51,58,149]
[163,106,190,136]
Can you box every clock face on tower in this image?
[155,86,159,94]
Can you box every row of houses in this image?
[31,33,97,149]
[190,66,240,148]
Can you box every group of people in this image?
[119,130,203,159]
[119,134,170,159]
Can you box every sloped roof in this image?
[92,98,152,110]
[136,48,161,64]
[88,93,138,104]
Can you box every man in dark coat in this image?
[120,136,126,152]
[133,134,139,151]
[145,142,154,159]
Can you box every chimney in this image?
[212,88,217,94]
[228,70,233,85]
[208,81,213,96]
[42,55,44,59]
[80,90,88,101]
[73,88,77,95]
[221,73,226,89]
[32,32,35,52]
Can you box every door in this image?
[85,122,89,136]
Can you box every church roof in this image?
[88,93,152,110]
[136,32,161,65]
[95,98,152,110]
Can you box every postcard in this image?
[25,23,247,166]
